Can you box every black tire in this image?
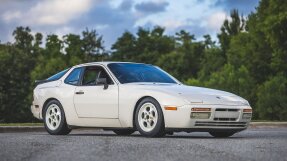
[135,97,165,137]
[43,100,71,135]
[209,131,235,138]
[113,129,135,136]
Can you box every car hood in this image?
[125,83,249,106]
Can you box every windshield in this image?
[47,68,70,81]
[107,63,177,84]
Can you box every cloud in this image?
[2,0,94,26]
[161,19,187,30]
[0,0,260,48]
[2,11,21,22]
[119,0,134,11]
[135,1,169,14]
[29,0,93,25]
[206,11,229,31]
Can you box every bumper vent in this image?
[215,108,239,112]
[195,121,247,127]
[214,118,237,121]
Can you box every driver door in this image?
[73,65,118,118]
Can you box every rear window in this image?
[47,68,70,81]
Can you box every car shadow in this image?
[65,132,244,139]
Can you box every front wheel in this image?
[209,131,235,138]
[43,100,71,135]
[135,97,165,137]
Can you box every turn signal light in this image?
[243,109,252,113]
[164,106,177,111]
[191,108,211,112]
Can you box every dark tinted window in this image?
[82,66,113,86]
[64,68,83,85]
[107,63,176,84]
[47,68,70,81]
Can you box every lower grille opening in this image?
[214,118,237,121]
[195,121,247,127]
[215,108,239,112]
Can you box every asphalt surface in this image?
[0,127,286,161]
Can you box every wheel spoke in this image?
[138,102,158,132]
[53,107,57,113]
[45,104,61,131]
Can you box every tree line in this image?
[0,0,286,122]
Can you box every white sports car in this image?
[31,62,252,137]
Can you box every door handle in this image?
[75,91,84,94]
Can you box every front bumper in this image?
[31,103,41,120]
[163,104,252,131]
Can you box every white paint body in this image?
[31,62,252,132]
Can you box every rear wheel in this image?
[209,131,235,138]
[43,100,71,135]
[135,97,165,137]
[113,129,135,136]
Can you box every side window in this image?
[64,68,83,85]
[81,66,113,86]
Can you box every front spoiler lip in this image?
[165,127,247,133]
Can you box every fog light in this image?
[243,109,252,113]
[191,108,211,111]
[191,112,210,119]
[242,113,252,119]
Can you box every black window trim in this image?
[79,65,115,86]
[64,67,84,86]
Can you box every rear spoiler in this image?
[35,80,51,86]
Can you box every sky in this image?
[0,0,259,49]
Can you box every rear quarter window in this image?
[47,68,70,81]
[64,68,83,85]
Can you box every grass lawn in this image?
[0,123,43,126]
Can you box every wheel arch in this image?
[41,97,61,118]
[132,96,164,128]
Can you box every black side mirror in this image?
[96,78,108,89]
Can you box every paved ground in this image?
[0,127,286,161]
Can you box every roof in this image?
[73,61,146,68]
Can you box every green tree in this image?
[227,32,272,83]
[253,0,287,74]
[82,28,106,62]
[111,31,136,61]
[157,51,185,79]
[12,27,34,52]
[198,47,225,80]
[257,74,287,120]
[218,9,245,58]
[205,64,255,105]
[0,45,35,122]
[112,26,175,64]
[63,34,84,65]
